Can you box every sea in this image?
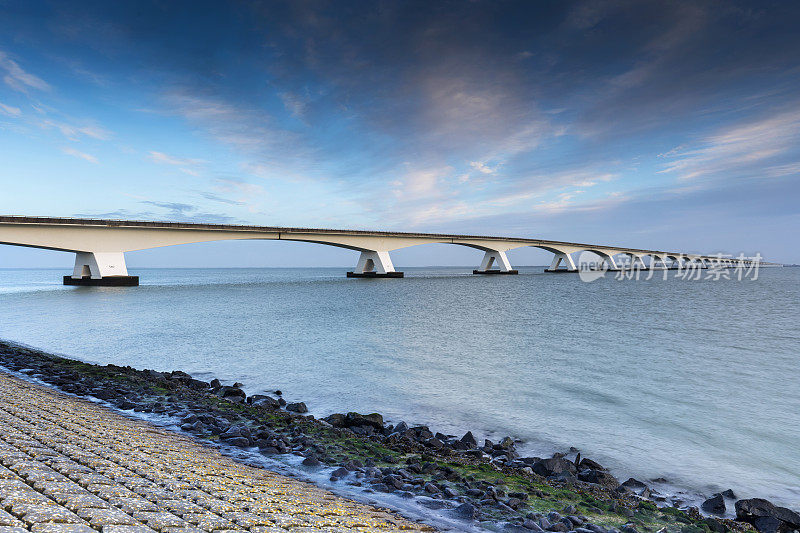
[1,266,798,514]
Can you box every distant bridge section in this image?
[0,216,761,286]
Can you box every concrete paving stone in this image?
[57,494,111,512]
[76,508,140,526]
[0,374,429,533]
[0,509,24,528]
[20,506,85,525]
[30,524,97,533]
[181,514,234,532]
[91,487,138,501]
[154,503,205,518]
[71,475,113,487]
[107,500,158,515]
[188,502,233,516]
[0,468,20,481]
[0,526,29,533]
[216,513,274,528]
[0,481,31,492]
[34,481,86,496]
[130,512,187,531]
[101,526,159,533]
[4,493,57,512]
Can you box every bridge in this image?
[0,216,760,286]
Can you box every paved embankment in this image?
[0,372,432,533]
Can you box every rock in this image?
[702,518,728,533]
[579,458,606,471]
[209,378,221,390]
[453,502,476,520]
[424,482,441,494]
[324,413,347,427]
[721,489,737,499]
[286,402,308,413]
[523,519,544,531]
[532,457,577,477]
[225,437,250,447]
[330,467,349,478]
[302,456,321,467]
[220,386,246,401]
[621,478,647,490]
[578,469,620,488]
[735,499,800,533]
[461,431,478,447]
[250,395,280,409]
[323,412,384,429]
[498,436,515,449]
[507,497,523,510]
[702,494,726,515]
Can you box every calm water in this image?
[1,266,798,511]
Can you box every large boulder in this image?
[323,412,384,430]
[286,402,308,413]
[532,456,577,477]
[701,494,726,515]
[249,395,280,409]
[577,469,619,488]
[735,498,800,533]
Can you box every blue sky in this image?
[1,0,799,267]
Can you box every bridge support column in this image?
[473,250,518,275]
[347,251,403,278]
[545,251,577,272]
[627,254,647,269]
[64,252,139,286]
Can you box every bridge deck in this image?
[0,216,677,256]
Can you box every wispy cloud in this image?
[279,91,308,118]
[0,101,22,117]
[199,192,245,206]
[41,119,111,141]
[61,146,99,164]
[148,151,205,176]
[659,107,800,182]
[0,50,50,93]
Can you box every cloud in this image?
[0,101,22,117]
[147,151,205,176]
[199,192,245,206]
[469,161,497,175]
[41,119,111,141]
[61,147,99,164]
[659,107,800,182]
[279,92,308,118]
[0,50,50,93]
[215,177,266,199]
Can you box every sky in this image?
[1,0,799,268]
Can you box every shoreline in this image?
[1,339,797,533]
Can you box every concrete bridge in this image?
[0,216,759,286]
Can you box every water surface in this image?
[1,266,798,511]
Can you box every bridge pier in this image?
[346,251,404,278]
[473,250,518,274]
[63,252,139,286]
[545,251,578,272]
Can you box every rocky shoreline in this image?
[0,340,797,533]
